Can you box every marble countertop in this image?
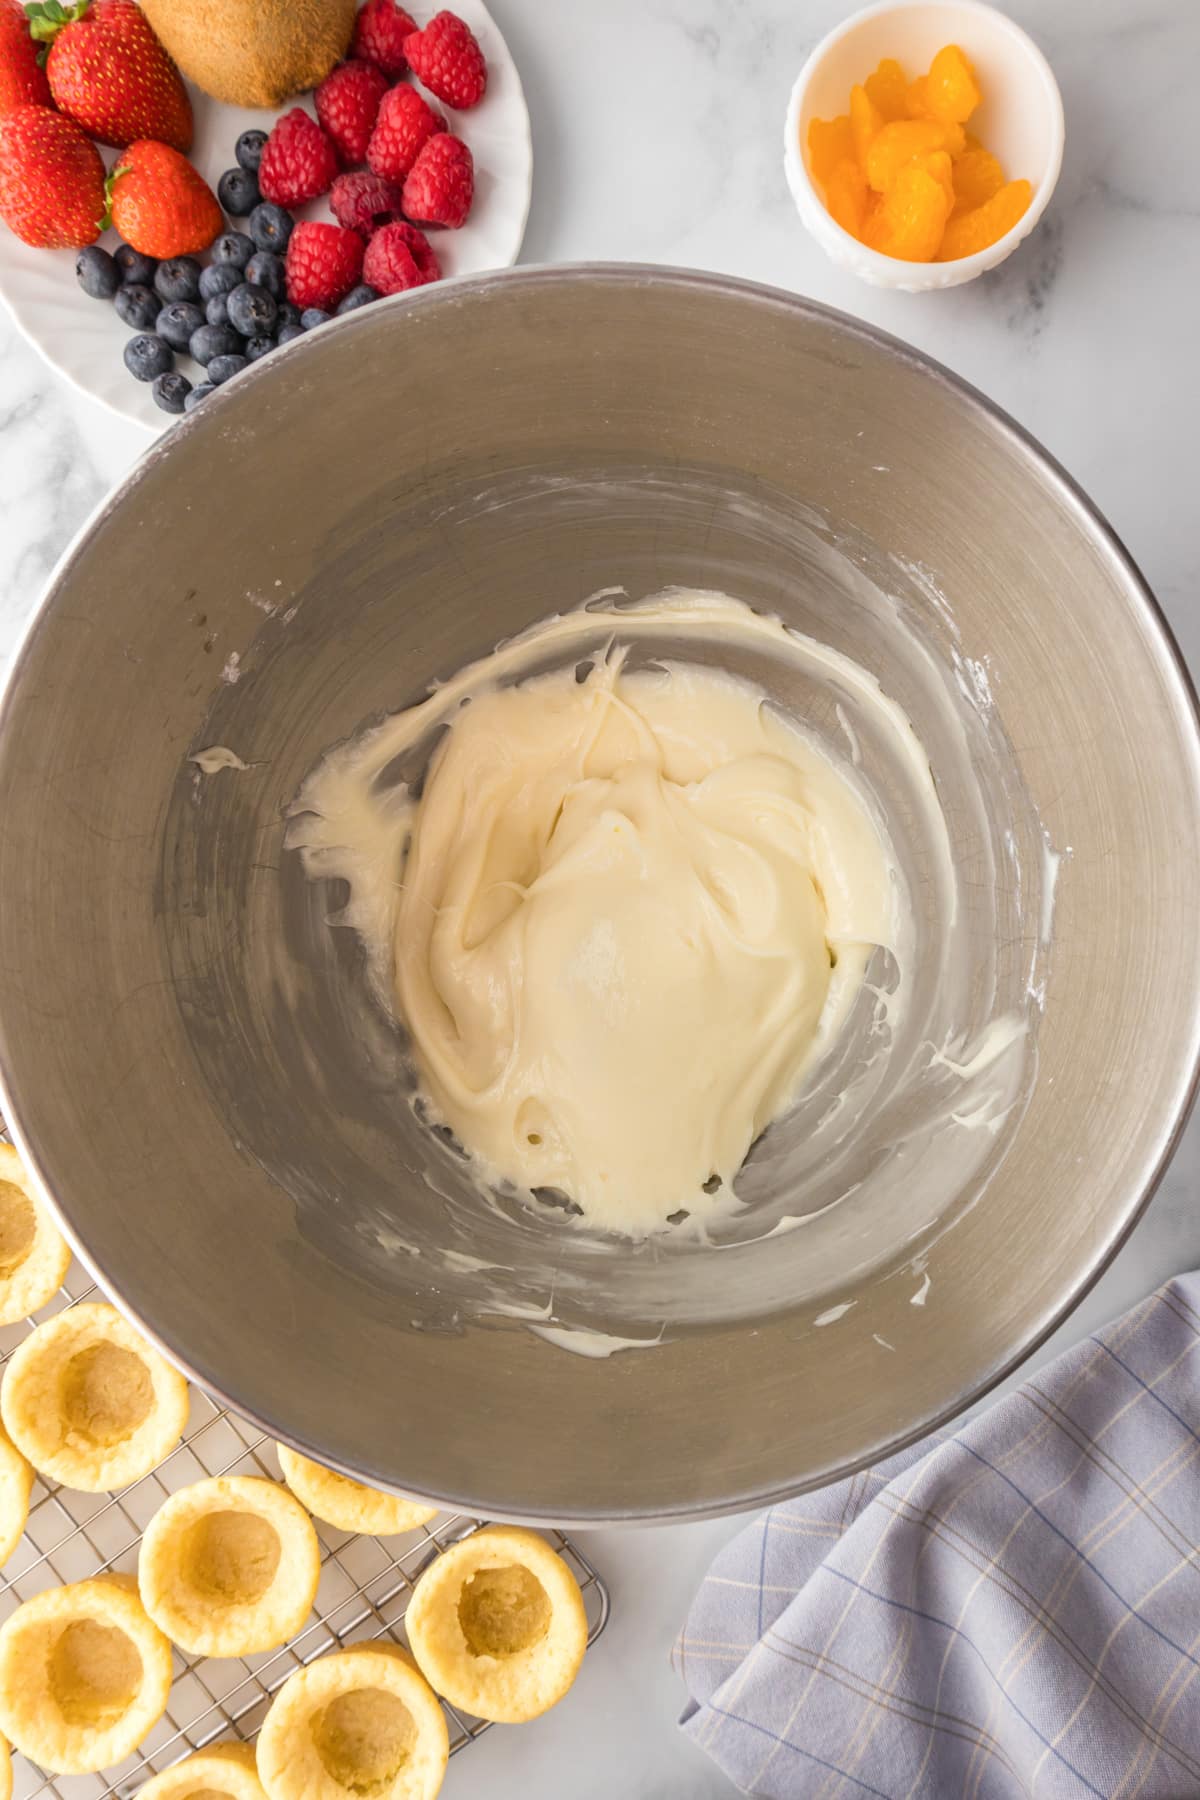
[2,0,1198,1794]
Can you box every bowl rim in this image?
[1,263,1196,1524]
[783,0,1066,290]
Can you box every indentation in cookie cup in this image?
[257,1643,449,1800]
[405,1527,588,1724]
[0,1574,172,1775]
[135,1739,268,1800]
[139,1475,320,1658]
[0,1143,71,1326]
[1,1302,189,1492]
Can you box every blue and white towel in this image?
[675,1275,1200,1798]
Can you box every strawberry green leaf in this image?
[25,0,89,45]
[102,163,130,221]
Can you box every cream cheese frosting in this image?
[289,593,901,1237]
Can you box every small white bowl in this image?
[784,0,1064,291]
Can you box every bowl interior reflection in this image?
[0,268,1196,1522]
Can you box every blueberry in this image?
[276,300,301,330]
[205,293,232,327]
[248,201,293,253]
[337,283,380,314]
[114,283,162,330]
[184,381,215,412]
[124,334,173,382]
[211,230,255,269]
[156,301,205,350]
[243,250,285,299]
[226,282,278,337]
[75,245,119,300]
[198,262,242,302]
[245,334,276,361]
[217,166,261,216]
[207,352,248,385]
[152,371,192,415]
[235,129,268,173]
[114,242,157,285]
[189,323,241,366]
[276,323,305,345]
[300,307,331,330]
[154,256,202,303]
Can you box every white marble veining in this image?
[1,1,1198,1794]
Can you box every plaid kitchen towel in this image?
[675,1275,1200,1799]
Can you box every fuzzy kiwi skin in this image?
[141,0,357,108]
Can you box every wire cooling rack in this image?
[0,1262,610,1800]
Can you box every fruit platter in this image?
[0,0,532,430]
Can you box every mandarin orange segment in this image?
[863,57,908,121]
[905,74,935,119]
[951,144,1004,214]
[860,190,884,243]
[825,159,869,236]
[865,118,965,193]
[862,161,950,261]
[936,178,1032,259]
[807,113,854,184]
[919,149,955,213]
[849,83,884,173]
[925,44,981,123]
[810,42,1031,266]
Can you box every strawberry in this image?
[108,139,221,257]
[27,0,191,152]
[366,82,445,184]
[0,0,50,118]
[285,219,364,310]
[259,107,338,209]
[351,0,416,78]
[330,169,406,239]
[315,59,388,167]
[401,132,473,228]
[0,102,103,244]
[402,11,486,110]
[363,219,440,293]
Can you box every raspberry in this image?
[330,170,407,238]
[402,11,487,110]
[285,220,364,310]
[351,0,417,78]
[366,83,446,184]
[363,220,441,293]
[259,109,338,209]
[315,60,389,167]
[401,133,474,229]
[363,232,419,295]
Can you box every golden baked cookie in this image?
[0,1732,11,1800]
[139,1475,320,1657]
[0,1420,32,1569]
[1,1301,189,1492]
[257,1642,448,1800]
[137,1740,267,1800]
[0,1572,172,1774]
[276,1446,437,1538]
[0,1141,71,1326]
[404,1526,588,1723]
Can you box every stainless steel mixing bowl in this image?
[0,268,1197,1523]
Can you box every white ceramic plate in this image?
[0,0,531,432]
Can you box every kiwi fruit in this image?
[140,0,358,108]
